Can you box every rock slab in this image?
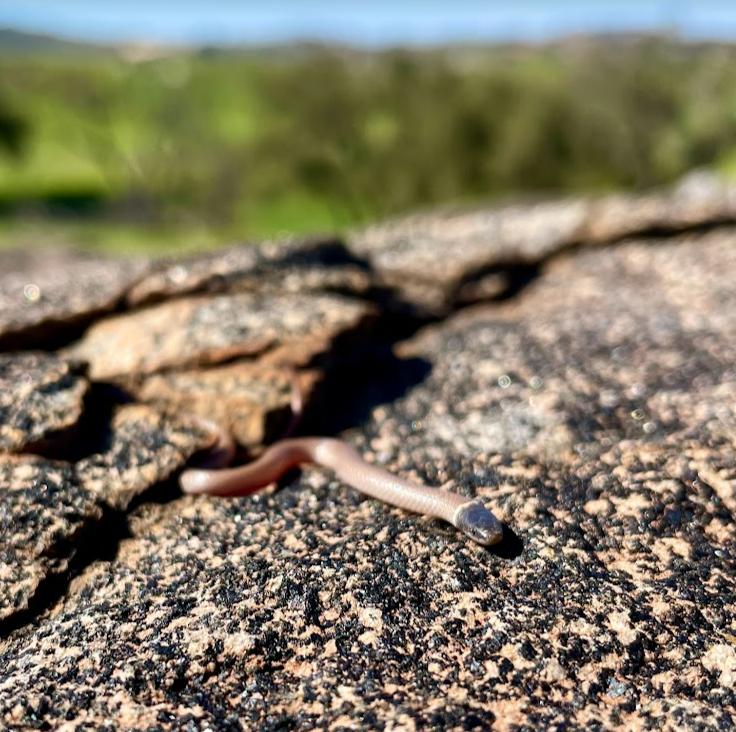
[0,176,734,730]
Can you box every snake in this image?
[180,436,503,546]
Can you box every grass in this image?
[2,38,736,253]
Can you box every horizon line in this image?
[3,23,736,52]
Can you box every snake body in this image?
[180,437,503,545]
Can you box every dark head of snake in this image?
[454,500,504,545]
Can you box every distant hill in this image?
[0,25,731,61]
[0,28,107,54]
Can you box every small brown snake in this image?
[180,437,503,545]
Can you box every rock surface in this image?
[125,237,372,307]
[0,352,89,454]
[66,291,373,380]
[0,174,734,730]
[350,171,736,313]
[129,364,320,450]
[74,405,220,511]
[0,406,215,624]
[0,456,99,623]
[0,248,148,350]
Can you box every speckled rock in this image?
[581,170,736,242]
[126,237,372,307]
[0,455,99,622]
[1,181,736,730]
[1,220,734,729]
[350,171,736,313]
[0,406,215,625]
[0,352,89,454]
[129,364,320,450]
[65,291,373,380]
[0,248,148,349]
[75,404,218,510]
[351,196,589,312]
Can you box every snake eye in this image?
[455,500,503,545]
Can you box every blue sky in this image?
[2,1,736,46]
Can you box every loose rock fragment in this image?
[130,364,320,449]
[0,248,148,348]
[350,172,736,312]
[351,198,590,312]
[66,291,372,380]
[126,237,372,306]
[75,404,219,510]
[582,170,736,242]
[0,456,100,622]
[0,352,89,454]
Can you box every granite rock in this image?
[0,248,148,349]
[0,352,89,454]
[0,405,216,626]
[65,291,373,380]
[126,237,373,307]
[128,364,320,450]
[350,171,736,313]
[75,404,219,511]
[0,456,98,623]
[0,178,735,730]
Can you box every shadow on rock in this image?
[486,525,524,559]
[301,352,433,437]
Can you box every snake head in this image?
[454,500,503,546]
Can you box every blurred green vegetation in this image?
[1,36,736,251]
